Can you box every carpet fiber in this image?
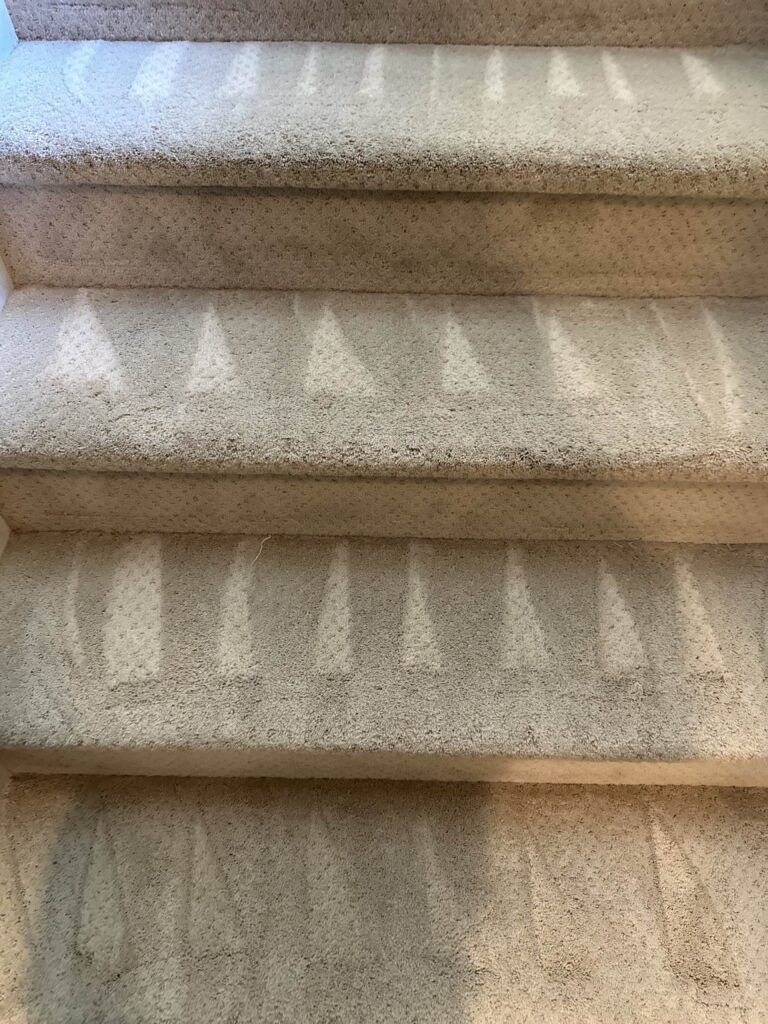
[3,186,766,295]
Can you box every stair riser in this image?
[4,470,768,542]
[2,187,766,296]
[7,0,766,46]
[4,747,768,786]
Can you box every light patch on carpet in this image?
[297,43,319,96]
[402,541,442,672]
[63,40,98,101]
[0,257,11,313]
[548,49,581,97]
[502,545,550,670]
[484,47,505,103]
[49,289,124,392]
[429,46,441,105]
[104,535,162,686]
[130,42,188,106]
[359,44,385,98]
[304,305,379,397]
[601,51,636,104]
[219,41,261,99]
[598,555,647,677]
[218,538,255,680]
[535,301,597,400]
[651,300,710,425]
[190,819,243,955]
[186,304,237,394]
[681,52,724,97]
[314,539,352,676]
[646,804,739,989]
[77,817,130,976]
[700,302,745,435]
[441,313,490,395]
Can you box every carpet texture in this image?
[1,0,767,1016]
[2,186,766,295]
[2,287,767,483]
[2,531,768,781]
[7,0,767,45]
[1,41,766,198]
[2,776,768,1022]
[6,470,768,542]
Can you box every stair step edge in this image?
[1,40,766,198]
[2,531,768,779]
[2,286,768,485]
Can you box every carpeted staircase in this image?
[0,1,767,1020]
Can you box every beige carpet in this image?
[3,287,768,541]
[0,0,767,1017]
[2,776,767,1022]
[4,185,767,295]
[2,288,768,483]
[2,531,768,781]
[7,469,768,541]
[7,0,767,45]
[1,42,765,197]
[1,41,765,295]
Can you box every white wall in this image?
[0,258,11,313]
[0,7,16,556]
[0,266,11,543]
[0,0,16,61]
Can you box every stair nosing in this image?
[2,530,767,780]
[1,39,766,199]
[2,285,767,486]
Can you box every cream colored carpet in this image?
[2,531,768,782]
[0,41,765,197]
[2,776,767,1022]
[7,0,767,45]
[4,184,767,295]
[0,6,767,1018]
[2,287,768,541]
[2,288,767,482]
[0,41,766,294]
